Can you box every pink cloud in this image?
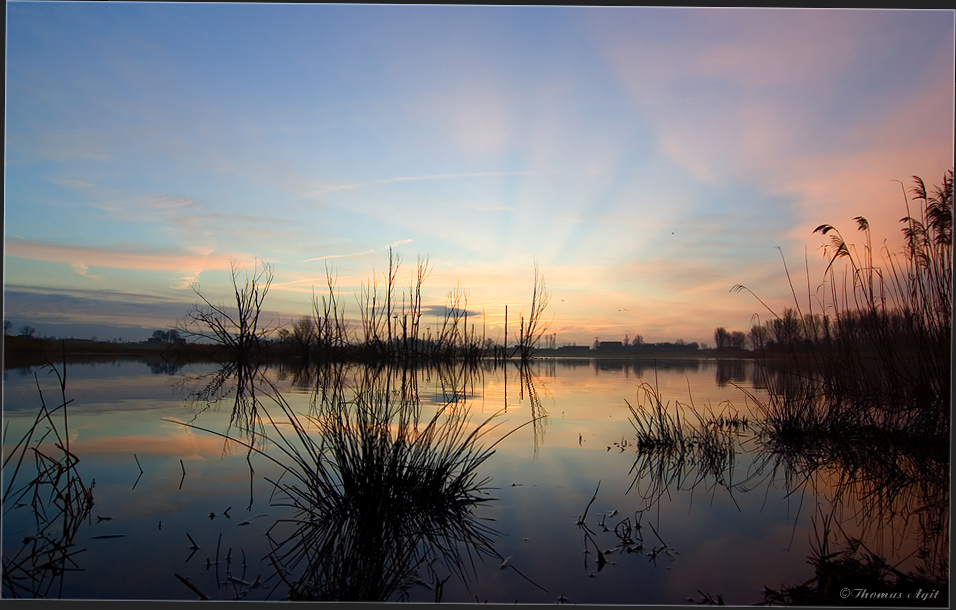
[5,240,237,284]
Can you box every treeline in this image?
[720,307,935,354]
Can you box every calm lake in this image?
[2,357,946,603]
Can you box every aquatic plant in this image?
[261,363,513,600]
[732,171,952,442]
[177,249,552,366]
[620,373,948,604]
[738,379,951,590]
[2,362,94,598]
[624,381,745,512]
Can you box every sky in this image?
[4,4,954,346]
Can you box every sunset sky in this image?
[4,4,954,346]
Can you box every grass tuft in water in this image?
[170,361,525,601]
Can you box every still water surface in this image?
[1,357,938,603]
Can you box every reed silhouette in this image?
[732,171,952,444]
[2,362,95,598]
[624,381,746,512]
[180,253,551,366]
[760,509,947,606]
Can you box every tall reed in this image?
[734,171,952,442]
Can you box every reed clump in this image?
[622,376,948,602]
[181,252,551,367]
[171,361,515,601]
[262,366,505,600]
[625,382,745,510]
[761,511,947,606]
[734,170,952,447]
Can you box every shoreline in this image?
[2,334,823,371]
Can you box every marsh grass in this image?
[734,171,952,445]
[2,362,94,598]
[170,361,531,601]
[720,174,952,586]
[262,366,513,600]
[182,252,552,367]
[622,371,948,602]
[625,381,746,511]
[739,379,951,586]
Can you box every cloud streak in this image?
[310,170,544,197]
[302,239,413,263]
[5,239,238,291]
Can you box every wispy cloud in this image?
[49,175,95,190]
[6,128,114,162]
[309,171,543,197]
[5,239,234,285]
[302,239,413,263]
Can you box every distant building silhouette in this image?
[557,345,590,353]
[597,341,623,351]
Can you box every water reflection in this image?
[178,360,270,445]
[618,365,949,605]
[747,415,949,603]
[2,356,946,603]
[714,358,748,387]
[146,359,188,376]
[625,381,746,513]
